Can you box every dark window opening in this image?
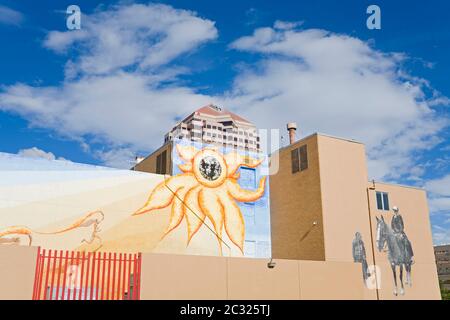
[299,145,308,171]
[156,150,167,174]
[291,144,308,174]
[291,148,300,173]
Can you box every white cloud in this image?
[425,174,450,196]
[0,3,216,165]
[0,73,211,152]
[0,5,24,26]
[432,224,450,245]
[424,174,450,214]
[226,24,449,181]
[0,12,448,180]
[17,147,67,161]
[94,148,136,169]
[44,3,217,76]
[273,20,303,30]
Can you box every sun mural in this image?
[133,145,267,255]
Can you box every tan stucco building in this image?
[0,115,441,299]
[132,104,261,174]
[270,133,440,299]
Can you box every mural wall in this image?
[375,206,414,296]
[0,147,271,258]
[170,140,271,258]
[353,206,416,297]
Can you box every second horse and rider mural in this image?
[353,206,414,296]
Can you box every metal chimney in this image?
[287,122,297,145]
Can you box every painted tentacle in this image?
[224,152,242,177]
[133,173,197,216]
[162,185,197,238]
[226,176,266,202]
[178,163,192,173]
[198,188,224,255]
[224,152,264,177]
[216,189,245,254]
[183,185,205,244]
[176,144,199,162]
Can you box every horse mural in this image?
[375,208,414,296]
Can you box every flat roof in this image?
[272,132,364,155]
[370,180,426,192]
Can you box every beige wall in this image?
[139,253,366,300]
[139,253,228,299]
[0,249,367,300]
[270,134,326,261]
[316,135,378,300]
[227,258,301,299]
[133,143,173,174]
[367,183,440,299]
[317,135,375,266]
[0,246,38,300]
[299,260,365,299]
[269,133,440,299]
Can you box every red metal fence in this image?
[32,247,142,300]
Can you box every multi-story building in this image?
[0,107,441,300]
[165,104,260,151]
[133,104,260,174]
[435,244,450,290]
[269,131,440,299]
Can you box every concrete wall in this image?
[270,134,326,261]
[0,246,38,300]
[316,135,378,300]
[367,183,441,300]
[139,253,366,300]
[317,135,373,264]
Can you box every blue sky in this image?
[0,0,449,243]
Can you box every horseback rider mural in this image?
[376,205,414,296]
[391,206,414,262]
[352,232,371,285]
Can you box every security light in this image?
[267,258,276,269]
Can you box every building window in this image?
[291,144,308,174]
[299,145,308,171]
[376,191,389,211]
[156,150,167,174]
[291,148,300,173]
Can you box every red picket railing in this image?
[32,247,142,300]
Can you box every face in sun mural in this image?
[132,144,267,255]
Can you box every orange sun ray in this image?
[199,187,225,255]
[226,176,267,202]
[163,186,196,237]
[183,185,205,244]
[217,189,245,253]
[133,173,197,216]
[176,144,198,162]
